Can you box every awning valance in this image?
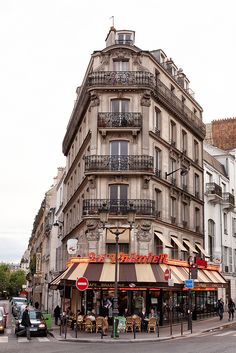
[154,232,173,248]
[171,236,188,252]
[195,243,210,258]
[183,239,198,254]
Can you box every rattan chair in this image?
[84,318,93,333]
[77,315,84,331]
[133,316,141,332]
[148,317,157,333]
[125,316,133,332]
[95,316,104,333]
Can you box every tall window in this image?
[117,33,132,45]
[109,184,128,214]
[206,172,212,183]
[170,120,176,146]
[111,99,129,113]
[229,248,233,273]
[181,171,188,191]
[208,219,215,258]
[223,246,228,272]
[113,60,129,71]
[181,130,187,154]
[110,140,128,170]
[194,173,200,197]
[155,188,162,218]
[193,140,199,163]
[223,212,228,234]
[182,202,188,226]
[170,197,177,223]
[155,234,163,255]
[155,148,161,177]
[171,239,179,259]
[155,107,162,135]
[195,207,200,231]
[107,243,129,254]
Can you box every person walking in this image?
[216,298,224,320]
[228,298,235,321]
[53,305,61,325]
[17,306,31,340]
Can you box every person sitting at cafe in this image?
[87,309,96,321]
[139,308,148,331]
[148,308,158,319]
[124,308,131,318]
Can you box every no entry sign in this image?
[76,276,89,291]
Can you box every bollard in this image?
[64,317,67,340]
[133,322,136,339]
[59,321,62,336]
[181,320,183,336]
[157,324,159,337]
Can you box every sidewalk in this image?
[49,316,236,343]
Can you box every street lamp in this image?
[165,167,189,179]
[99,202,136,338]
[187,256,194,332]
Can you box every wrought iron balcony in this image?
[222,192,235,210]
[88,71,154,87]
[87,71,205,138]
[98,112,142,129]
[83,199,155,216]
[84,155,153,173]
[115,39,133,45]
[206,182,222,204]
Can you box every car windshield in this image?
[13,298,27,303]
[29,311,43,320]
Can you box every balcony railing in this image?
[88,71,154,87]
[222,192,235,208]
[206,183,222,197]
[115,39,133,45]
[98,112,142,129]
[84,155,153,172]
[83,199,155,216]
[88,71,206,137]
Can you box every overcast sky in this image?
[0,0,235,263]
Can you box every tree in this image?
[8,270,26,296]
[0,264,10,297]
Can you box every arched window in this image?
[208,219,215,257]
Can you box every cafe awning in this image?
[171,236,188,252]
[195,243,210,258]
[183,239,198,253]
[49,261,227,288]
[154,231,173,248]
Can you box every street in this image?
[1,300,236,353]
[1,328,236,353]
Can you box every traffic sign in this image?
[164,269,170,281]
[184,279,194,289]
[76,277,89,291]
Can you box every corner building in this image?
[56,27,226,324]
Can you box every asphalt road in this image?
[1,300,236,353]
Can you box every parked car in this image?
[15,309,47,336]
[11,297,27,317]
[0,307,8,328]
[0,316,4,333]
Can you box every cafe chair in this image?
[77,315,84,331]
[125,316,133,332]
[133,316,141,332]
[148,317,157,333]
[84,318,93,333]
[95,316,104,333]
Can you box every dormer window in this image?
[116,31,134,45]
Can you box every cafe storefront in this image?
[50,252,227,325]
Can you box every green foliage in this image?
[29,254,36,275]
[8,270,26,296]
[0,264,26,297]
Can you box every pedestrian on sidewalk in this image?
[228,298,235,321]
[16,306,32,340]
[216,298,224,320]
[54,305,61,325]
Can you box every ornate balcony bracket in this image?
[136,221,151,242]
[141,90,151,107]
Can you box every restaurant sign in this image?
[88,252,168,264]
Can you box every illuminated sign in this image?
[88,252,168,264]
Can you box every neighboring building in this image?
[204,143,236,301]
[51,27,227,324]
[205,118,236,150]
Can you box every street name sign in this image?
[184,279,194,289]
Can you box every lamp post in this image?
[165,166,189,178]
[99,203,136,339]
[187,256,194,332]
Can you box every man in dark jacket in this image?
[17,306,31,340]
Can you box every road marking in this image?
[0,337,8,343]
[18,337,29,343]
[37,337,50,342]
[6,328,12,334]
[214,330,235,336]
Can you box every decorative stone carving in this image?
[111,49,132,59]
[141,90,151,107]
[85,220,100,241]
[136,221,151,242]
[143,175,150,189]
[88,175,96,189]
[89,91,100,108]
